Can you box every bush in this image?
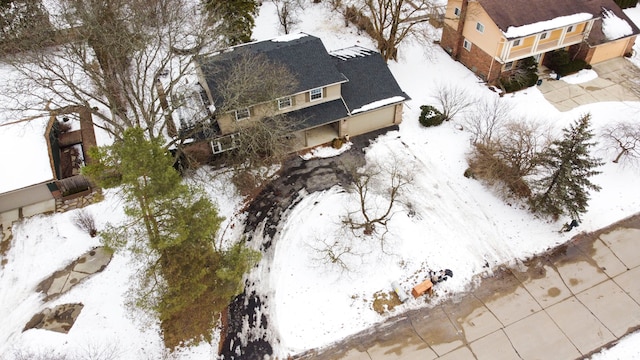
[74,209,97,237]
[500,72,538,93]
[332,137,344,149]
[546,49,590,76]
[419,105,445,127]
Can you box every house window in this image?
[235,108,250,121]
[513,39,521,47]
[310,87,323,101]
[278,96,292,109]
[476,22,485,33]
[453,7,461,17]
[540,32,549,40]
[504,61,514,71]
[463,39,472,51]
[567,25,574,33]
[212,141,223,154]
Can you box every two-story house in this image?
[440,0,639,84]
[181,33,409,159]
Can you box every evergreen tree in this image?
[529,114,603,220]
[83,127,260,348]
[203,0,257,45]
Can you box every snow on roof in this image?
[350,96,405,115]
[329,46,375,60]
[602,8,633,40]
[504,13,593,38]
[0,117,54,193]
[271,32,309,42]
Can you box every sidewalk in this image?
[300,214,640,360]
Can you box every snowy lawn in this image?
[1,1,640,360]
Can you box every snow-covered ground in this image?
[1,1,640,359]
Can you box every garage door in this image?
[347,106,397,136]
[590,38,630,64]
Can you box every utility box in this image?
[411,279,433,298]
[391,281,409,303]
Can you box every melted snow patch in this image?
[351,96,405,114]
[602,9,633,40]
[504,13,593,38]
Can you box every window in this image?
[310,87,323,101]
[212,141,223,154]
[278,96,292,109]
[513,39,521,47]
[504,61,514,71]
[234,108,250,121]
[463,39,472,51]
[540,32,549,40]
[476,22,485,33]
[453,7,461,17]
[567,25,574,33]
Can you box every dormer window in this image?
[235,108,250,121]
[278,96,292,109]
[310,87,323,101]
[476,22,485,33]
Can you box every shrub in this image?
[499,56,539,93]
[419,105,445,127]
[332,137,344,149]
[546,49,590,76]
[74,209,98,237]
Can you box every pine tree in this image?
[530,114,603,220]
[203,0,257,45]
[83,127,260,347]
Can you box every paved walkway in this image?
[299,214,640,360]
[538,57,640,111]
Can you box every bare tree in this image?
[342,157,413,237]
[73,209,98,237]
[274,0,305,35]
[432,82,475,122]
[357,0,443,62]
[463,97,511,145]
[1,0,222,144]
[601,120,640,164]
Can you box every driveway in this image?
[297,214,640,360]
[538,57,640,111]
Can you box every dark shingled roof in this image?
[478,0,639,40]
[287,99,350,130]
[330,46,410,112]
[199,34,347,108]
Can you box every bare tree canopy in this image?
[355,0,442,62]
[601,120,640,164]
[1,0,224,143]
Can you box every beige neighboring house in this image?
[172,33,409,161]
[0,107,98,229]
[440,0,640,84]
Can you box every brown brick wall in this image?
[440,24,458,56]
[457,41,502,83]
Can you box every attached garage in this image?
[590,37,634,64]
[345,105,399,136]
